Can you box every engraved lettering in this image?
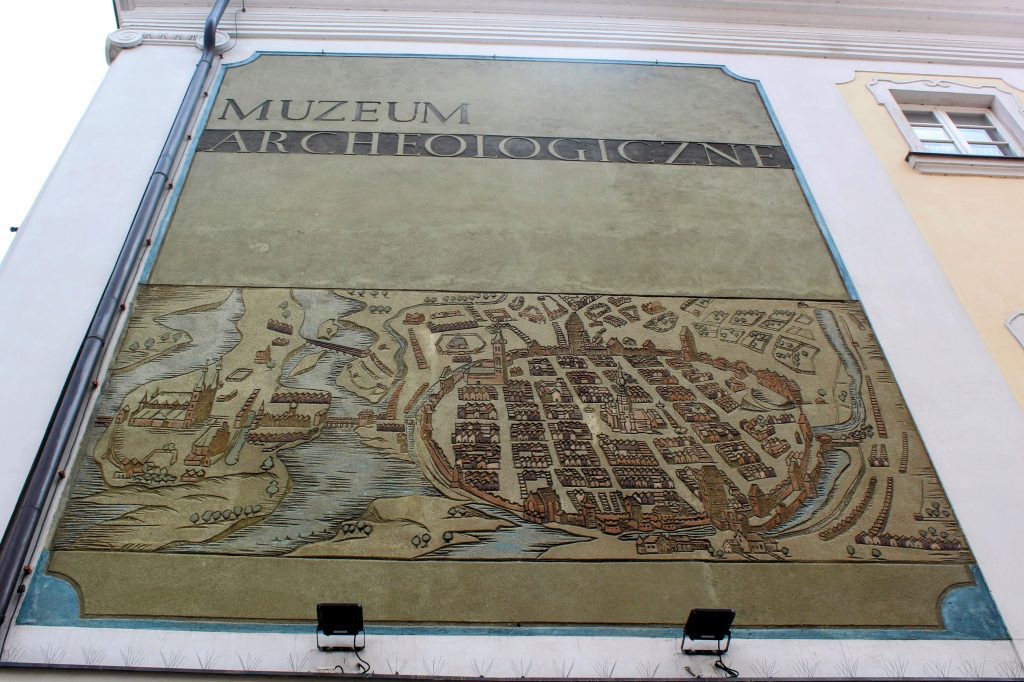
[313,101,348,122]
[258,131,288,153]
[343,132,381,155]
[668,142,710,166]
[700,143,742,166]
[300,131,339,154]
[474,135,495,159]
[280,100,315,121]
[750,144,783,168]
[547,138,587,161]
[354,101,380,122]
[395,133,422,156]
[422,102,470,125]
[387,101,421,123]
[664,141,696,165]
[498,136,541,159]
[617,140,654,163]
[206,130,249,152]
[218,99,272,121]
[424,134,468,157]
[197,128,792,171]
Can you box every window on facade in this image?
[901,107,1018,156]
[868,79,1024,176]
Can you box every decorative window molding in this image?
[1008,312,1024,351]
[868,78,1024,177]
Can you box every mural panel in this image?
[44,286,982,628]
[28,56,1002,634]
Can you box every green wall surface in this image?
[149,56,848,300]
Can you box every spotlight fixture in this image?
[681,608,738,677]
[316,602,365,652]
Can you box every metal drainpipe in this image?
[0,0,232,627]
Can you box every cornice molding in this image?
[106,26,231,62]
[111,7,1024,68]
[116,1,1024,39]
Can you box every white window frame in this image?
[900,104,1019,157]
[868,78,1024,177]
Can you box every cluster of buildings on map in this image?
[414,305,838,555]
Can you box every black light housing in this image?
[681,608,735,655]
[316,602,365,651]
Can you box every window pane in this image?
[903,110,938,124]
[948,112,991,126]
[960,127,1004,142]
[912,125,951,142]
[968,143,1008,156]
[922,142,958,153]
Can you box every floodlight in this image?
[681,608,735,655]
[316,602,365,652]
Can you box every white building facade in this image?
[1,1,1023,678]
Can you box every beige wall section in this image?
[841,73,1024,409]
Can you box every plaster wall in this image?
[0,45,204,534]
[840,73,1024,410]
[2,28,1024,676]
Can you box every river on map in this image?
[66,288,602,559]
[172,290,567,558]
[620,525,717,543]
[292,289,365,341]
[170,289,431,555]
[97,289,245,414]
[810,308,866,436]
[426,505,590,559]
[765,308,863,536]
[766,448,851,537]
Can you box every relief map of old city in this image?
[29,56,999,632]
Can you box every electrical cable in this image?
[353,649,371,675]
[352,632,371,675]
[714,649,739,678]
[228,0,245,52]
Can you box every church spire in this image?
[491,325,508,384]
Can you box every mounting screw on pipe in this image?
[22,566,30,576]
[58,470,66,480]
[91,380,99,389]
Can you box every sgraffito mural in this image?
[42,286,987,628]
[27,56,1004,633]
[56,288,963,564]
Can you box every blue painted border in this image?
[141,51,857,298]
[139,65,228,281]
[19,552,1007,640]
